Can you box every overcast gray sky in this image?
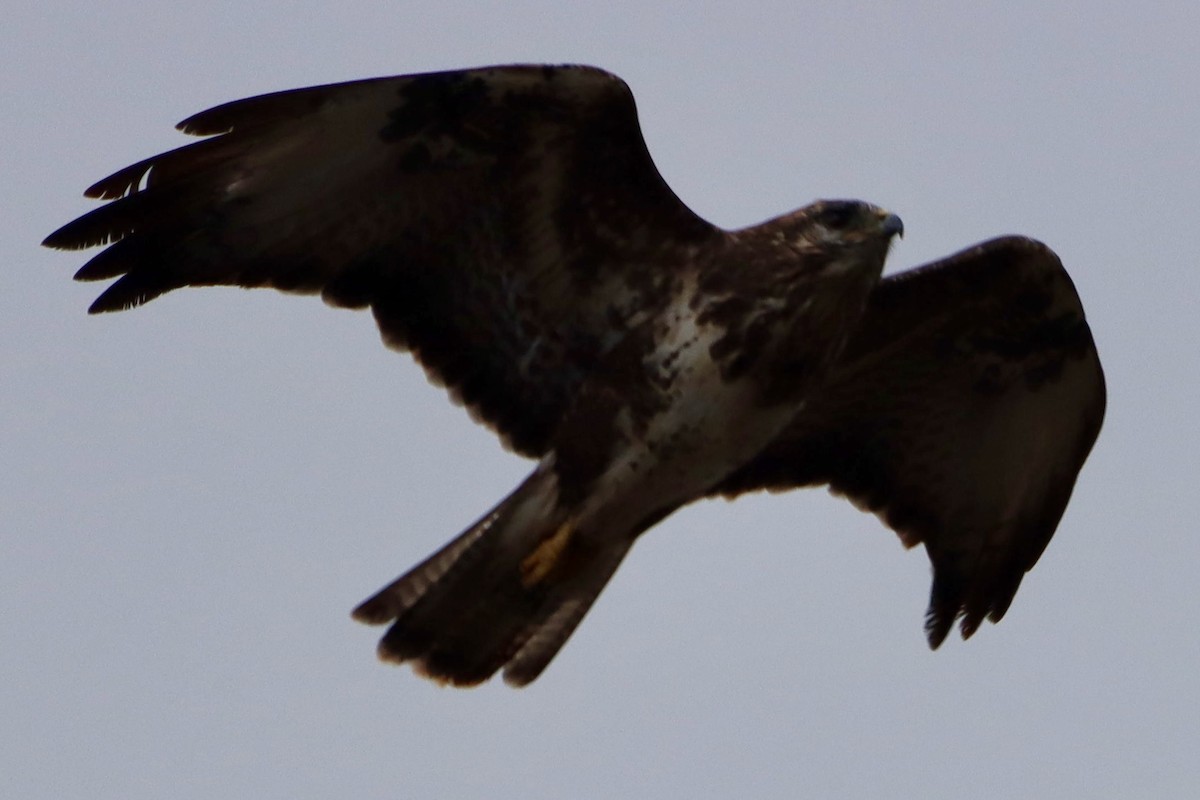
[5,1,1198,798]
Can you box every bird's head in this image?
[733,199,902,302]
[761,200,904,368]
[788,199,903,274]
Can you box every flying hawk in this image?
[44,65,1106,687]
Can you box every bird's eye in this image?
[818,202,859,230]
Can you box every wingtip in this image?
[925,604,1001,649]
[41,224,89,251]
[924,613,951,650]
[84,280,156,314]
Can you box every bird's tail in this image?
[352,469,632,687]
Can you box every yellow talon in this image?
[520,520,574,587]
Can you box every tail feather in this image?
[351,505,502,626]
[503,543,631,686]
[352,471,632,686]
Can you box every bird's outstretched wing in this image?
[714,237,1106,646]
[43,65,720,456]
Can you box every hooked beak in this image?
[880,212,904,239]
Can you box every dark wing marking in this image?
[44,65,721,456]
[714,237,1106,646]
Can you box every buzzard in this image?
[44,65,1106,687]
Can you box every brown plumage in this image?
[45,64,1105,686]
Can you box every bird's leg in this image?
[520,520,575,587]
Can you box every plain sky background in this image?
[5,1,1198,798]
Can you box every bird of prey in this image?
[44,64,1106,687]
